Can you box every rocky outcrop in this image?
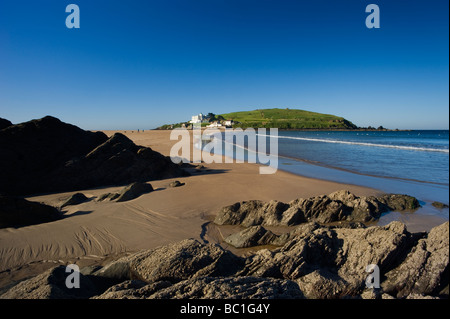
[169,180,185,188]
[432,201,449,209]
[0,266,99,299]
[115,182,154,202]
[232,221,447,299]
[95,239,244,283]
[214,190,420,226]
[0,116,186,195]
[2,221,447,299]
[0,116,107,195]
[224,226,279,248]
[382,222,449,298]
[0,118,12,130]
[223,221,369,249]
[60,193,89,208]
[0,195,61,228]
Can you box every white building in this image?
[207,121,223,128]
[223,120,233,128]
[190,113,205,124]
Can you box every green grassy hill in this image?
[220,108,358,129]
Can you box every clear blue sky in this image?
[0,0,448,130]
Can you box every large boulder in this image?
[115,182,154,202]
[382,221,449,298]
[0,116,107,195]
[95,239,244,283]
[0,266,99,299]
[0,195,61,228]
[214,200,265,226]
[60,193,89,208]
[0,116,186,195]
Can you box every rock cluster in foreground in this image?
[1,221,447,299]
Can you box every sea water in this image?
[209,129,449,222]
[276,130,448,185]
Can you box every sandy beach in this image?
[0,129,446,291]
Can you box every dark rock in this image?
[253,201,290,226]
[96,182,153,203]
[0,116,186,196]
[376,193,421,211]
[214,200,265,226]
[169,180,185,188]
[115,182,153,202]
[96,192,120,202]
[93,257,133,282]
[432,201,449,209]
[97,193,119,202]
[0,118,12,130]
[60,193,89,208]
[57,133,185,194]
[224,226,279,248]
[0,194,61,228]
[289,195,348,223]
[0,116,107,195]
[214,190,421,227]
[80,265,103,276]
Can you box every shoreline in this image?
[104,129,449,225]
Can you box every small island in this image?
[156,108,394,131]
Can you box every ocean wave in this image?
[256,134,450,153]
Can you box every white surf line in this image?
[256,133,449,153]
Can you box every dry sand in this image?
[0,129,445,290]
